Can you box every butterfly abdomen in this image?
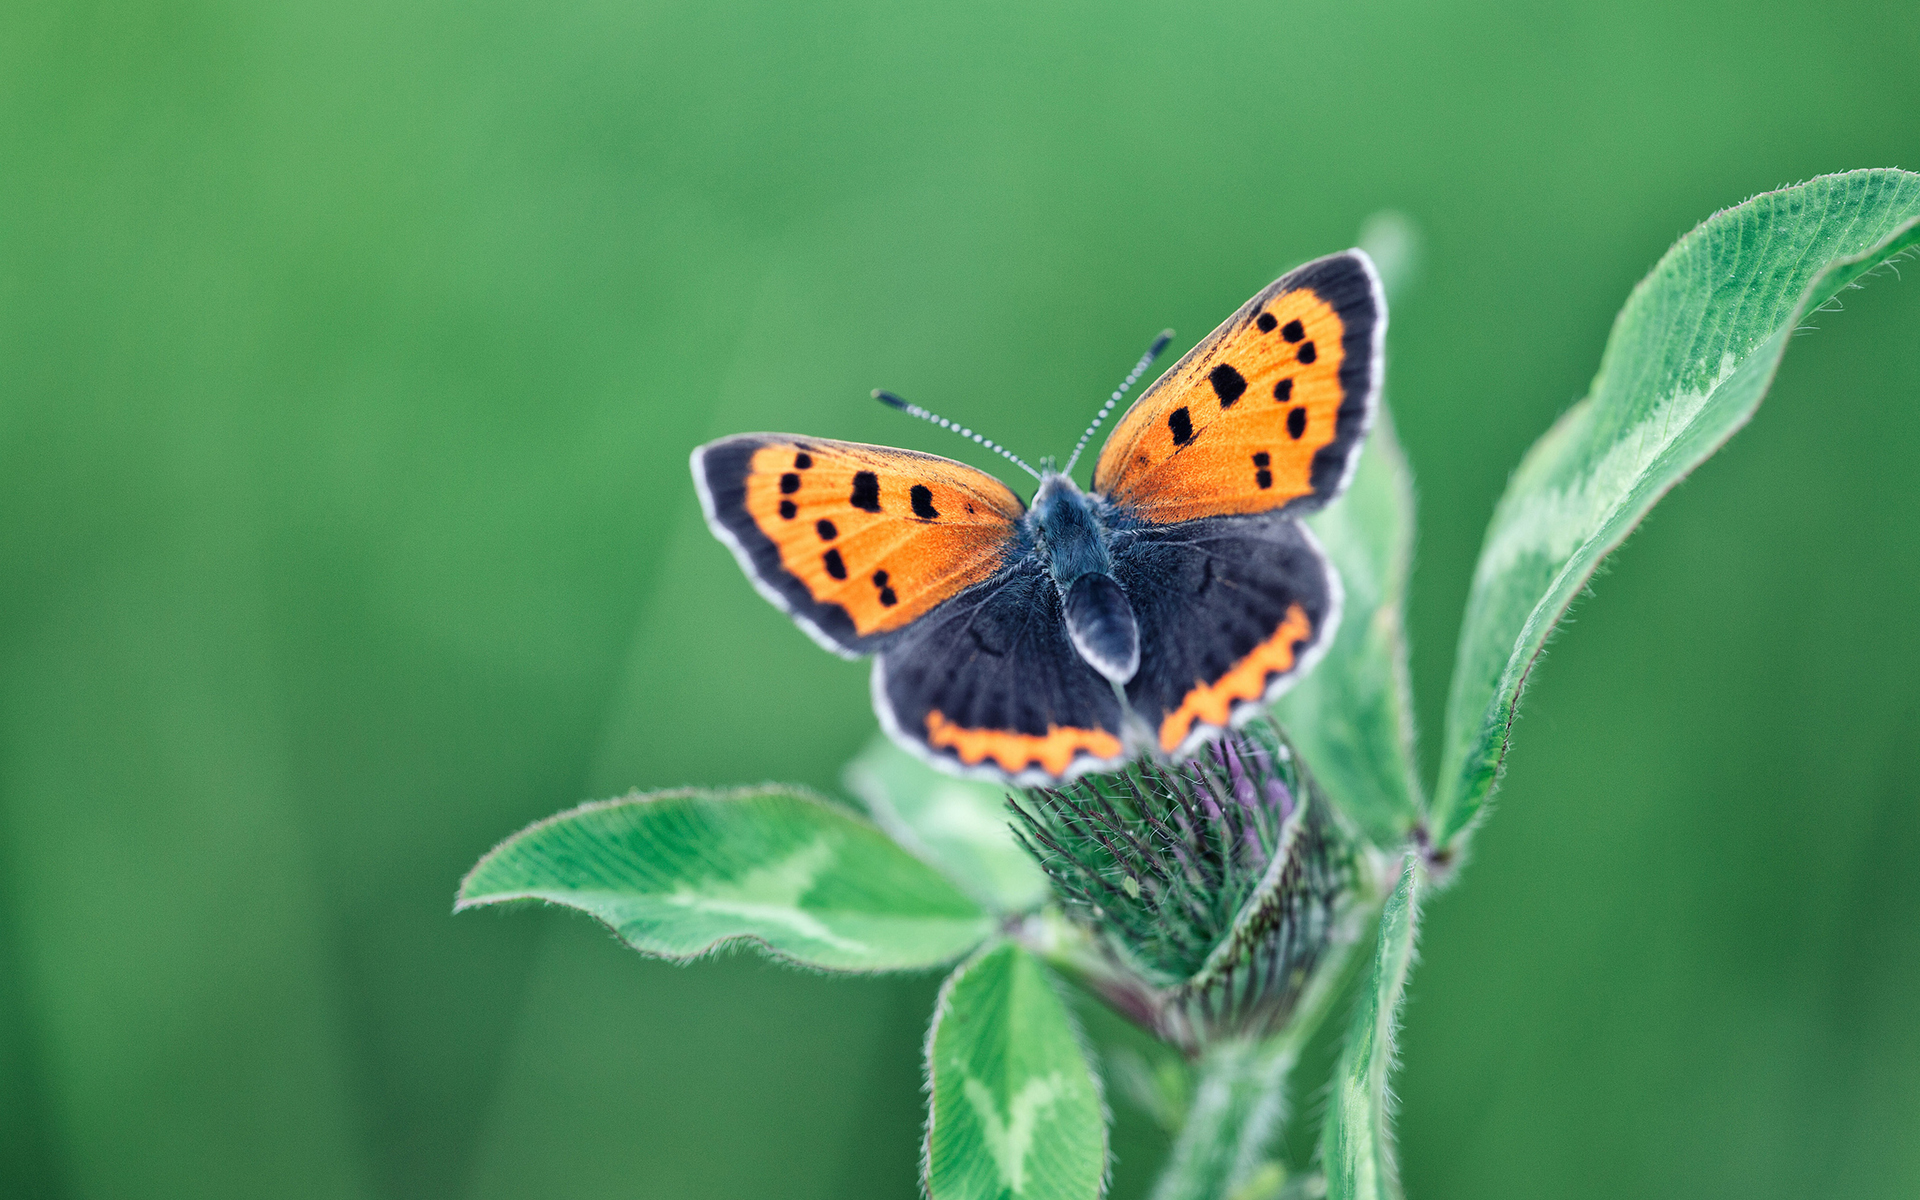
[1062,573,1139,685]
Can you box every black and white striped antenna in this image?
[873,390,1043,481]
[1061,329,1174,477]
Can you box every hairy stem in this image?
[1150,1038,1294,1200]
[1148,904,1371,1200]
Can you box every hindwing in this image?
[1112,512,1340,758]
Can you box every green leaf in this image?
[457,786,994,972]
[925,942,1107,1200]
[1274,406,1424,846]
[1321,860,1420,1200]
[844,734,1049,913]
[1431,168,1920,844]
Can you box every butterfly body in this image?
[693,250,1385,785]
[1028,472,1140,685]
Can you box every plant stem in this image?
[1149,1037,1295,1200]
[1147,902,1372,1200]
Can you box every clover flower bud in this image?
[1010,718,1363,1051]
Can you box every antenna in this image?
[1061,330,1174,477]
[873,390,1043,481]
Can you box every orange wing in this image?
[1093,251,1384,524]
[692,435,1026,657]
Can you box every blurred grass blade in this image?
[1321,860,1420,1200]
[457,786,994,972]
[844,734,1049,913]
[1431,168,1920,845]
[925,942,1107,1200]
[1275,406,1424,846]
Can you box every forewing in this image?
[874,556,1129,785]
[693,435,1025,657]
[1112,512,1340,758]
[1093,250,1384,523]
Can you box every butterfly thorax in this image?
[1029,473,1140,687]
[1028,473,1113,585]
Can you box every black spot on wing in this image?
[851,471,882,512]
[794,451,813,469]
[816,519,837,540]
[1209,363,1247,408]
[1287,407,1307,439]
[1296,341,1317,365]
[1168,407,1194,446]
[780,472,801,494]
[1273,377,1292,402]
[1281,319,1304,343]
[1255,312,1278,333]
[779,500,797,519]
[823,548,847,579]
[910,484,938,520]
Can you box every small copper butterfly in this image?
[692,250,1385,784]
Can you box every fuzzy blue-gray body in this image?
[1027,473,1140,686]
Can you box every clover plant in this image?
[459,169,1920,1199]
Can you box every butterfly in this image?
[691,250,1384,785]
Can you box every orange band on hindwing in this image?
[925,711,1123,777]
[1157,604,1314,753]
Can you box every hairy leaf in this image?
[1321,860,1420,1200]
[1275,407,1423,846]
[1432,168,1920,844]
[457,786,993,972]
[925,942,1107,1200]
[844,735,1048,913]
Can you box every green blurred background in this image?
[4,1,1918,1197]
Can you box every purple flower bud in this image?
[1008,717,1361,1050]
